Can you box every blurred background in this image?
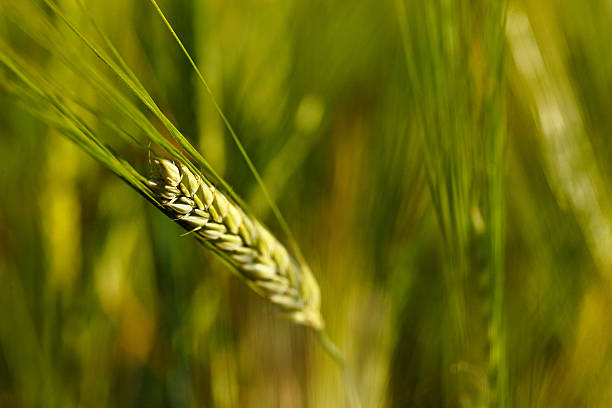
[1,0,612,407]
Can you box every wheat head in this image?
[147,158,323,329]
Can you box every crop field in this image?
[1,0,612,407]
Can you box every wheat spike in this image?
[148,158,323,329]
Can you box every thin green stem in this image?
[316,329,362,408]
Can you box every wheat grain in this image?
[148,158,323,329]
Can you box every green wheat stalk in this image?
[0,0,360,406]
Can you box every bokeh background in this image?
[1,0,612,407]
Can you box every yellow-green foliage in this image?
[1,0,612,407]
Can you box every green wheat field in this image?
[1,0,612,407]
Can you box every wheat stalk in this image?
[147,158,323,330]
[0,1,354,400]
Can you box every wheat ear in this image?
[148,158,323,329]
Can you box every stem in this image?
[316,329,362,408]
